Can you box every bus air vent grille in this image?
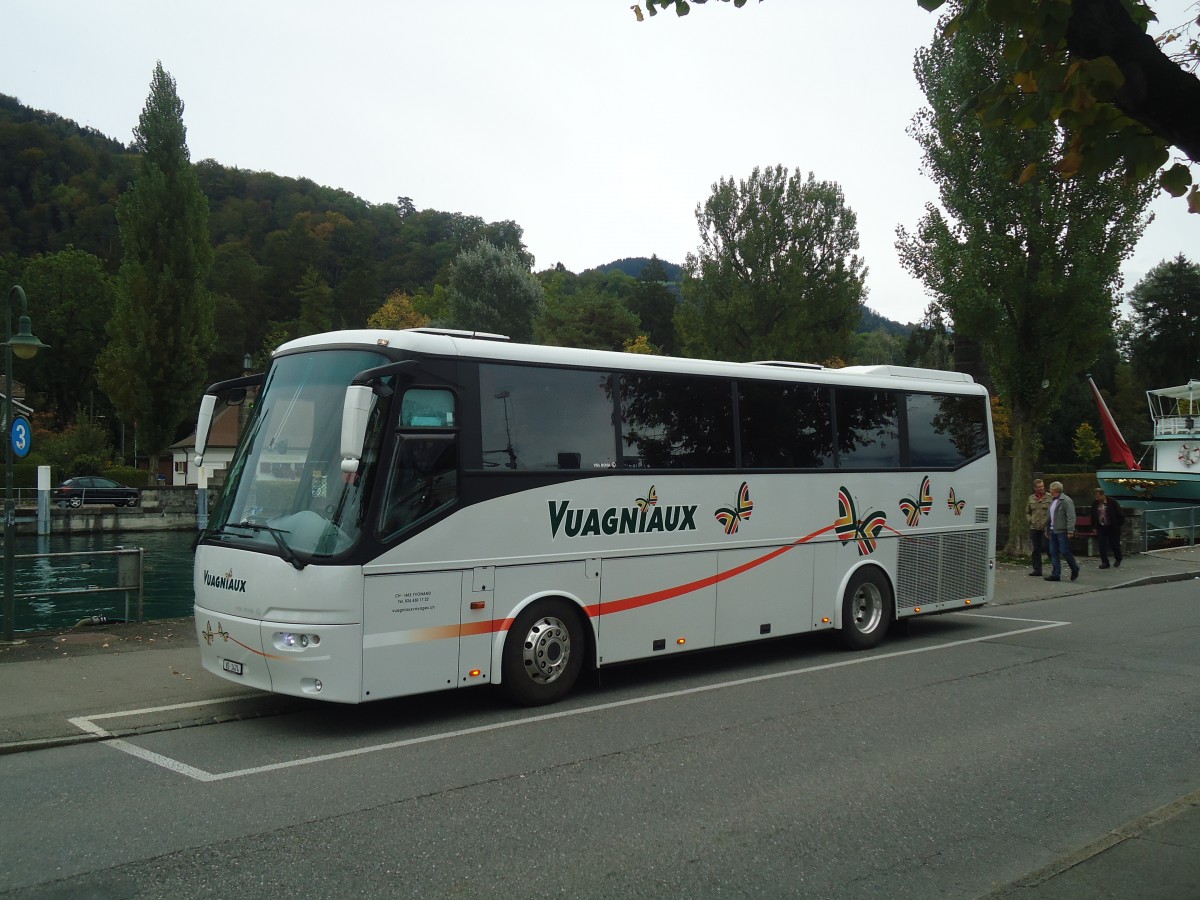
[974,506,989,525]
[896,529,989,610]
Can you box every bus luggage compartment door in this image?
[598,552,716,665]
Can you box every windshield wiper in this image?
[232,520,307,570]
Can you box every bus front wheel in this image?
[500,600,585,706]
[840,567,893,651]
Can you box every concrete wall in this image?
[22,486,219,535]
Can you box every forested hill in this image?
[590,256,683,283]
[0,93,910,385]
[0,93,544,377]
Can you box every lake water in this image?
[9,529,197,634]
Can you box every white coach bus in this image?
[192,328,995,706]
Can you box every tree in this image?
[917,0,1200,207]
[446,240,545,341]
[536,286,640,350]
[367,290,430,330]
[677,166,866,363]
[628,254,679,354]
[295,265,333,336]
[97,63,214,482]
[1125,254,1200,388]
[639,0,1200,208]
[896,11,1153,556]
[903,306,954,370]
[1073,421,1103,469]
[850,328,906,366]
[16,248,117,428]
[624,333,658,354]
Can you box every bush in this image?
[104,465,147,487]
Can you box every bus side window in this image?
[402,389,456,427]
[379,434,458,537]
[380,387,459,537]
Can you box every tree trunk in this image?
[1004,403,1038,558]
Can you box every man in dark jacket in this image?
[1091,487,1125,569]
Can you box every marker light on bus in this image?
[677,638,686,645]
[469,669,482,678]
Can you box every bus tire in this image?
[500,600,585,706]
[839,566,892,651]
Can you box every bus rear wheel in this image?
[840,567,893,651]
[500,600,584,706]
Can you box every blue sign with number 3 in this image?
[11,415,31,458]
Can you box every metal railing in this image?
[11,547,145,626]
[12,487,39,508]
[1139,506,1200,551]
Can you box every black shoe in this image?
[1028,572,1043,577]
[1098,563,1110,569]
[1114,559,1121,568]
[1044,575,1060,581]
[1070,569,1080,581]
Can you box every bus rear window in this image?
[907,393,988,466]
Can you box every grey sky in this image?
[3,0,1194,326]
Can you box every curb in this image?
[982,786,1200,897]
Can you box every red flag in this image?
[1089,377,1141,470]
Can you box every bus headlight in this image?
[274,632,319,651]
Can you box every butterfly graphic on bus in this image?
[898,475,933,527]
[635,485,658,512]
[834,486,887,556]
[714,481,753,534]
[947,487,966,516]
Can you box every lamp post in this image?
[3,286,48,644]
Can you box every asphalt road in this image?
[2,580,1199,899]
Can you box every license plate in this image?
[222,658,244,676]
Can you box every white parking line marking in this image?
[70,615,1070,782]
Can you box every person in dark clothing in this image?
[1091,487,1125,569]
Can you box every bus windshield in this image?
[204,348,391,564]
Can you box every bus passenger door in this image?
[598,553,717,665]
[362,571,464,700]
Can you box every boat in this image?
[1092,377,1200,507]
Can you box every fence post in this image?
[196,467,208,531]
[36,465,50,535]
[116,548,144,623]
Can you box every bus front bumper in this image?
[195,606,364,703]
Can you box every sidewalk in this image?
[1,547,1198,896]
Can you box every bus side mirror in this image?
[340,385,375,474]
[194,394,218,467]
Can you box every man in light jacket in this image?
[1045,481,1080,582]
[1026,478,1052,576]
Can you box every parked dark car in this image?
[53,476,140,508]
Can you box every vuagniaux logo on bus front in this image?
[203,568,248,593]
[548,485,698,538]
